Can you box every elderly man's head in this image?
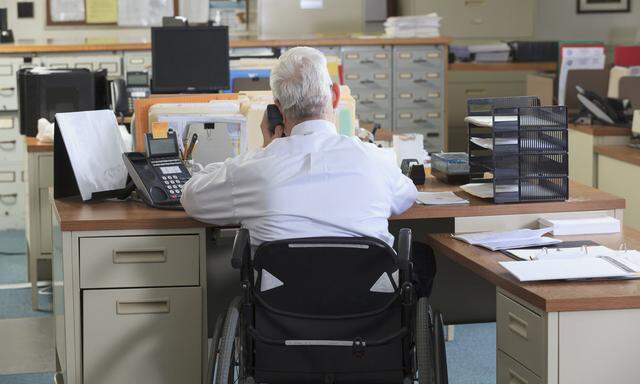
[270,47,340,126]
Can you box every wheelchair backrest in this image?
[252,237,400,317]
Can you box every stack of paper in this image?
[416,192,469,206]
[539,216,621,236]
[500,249,640,282]
[452,228,561,251]
[384,14,441,38]
[470,137,518,150]
[468,43,511,63]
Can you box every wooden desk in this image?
[427,229,640,384]
[51,179,625,384]
[568,124,630,187]
[25,137,53,311]
[595,145,640,231]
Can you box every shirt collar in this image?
[290,120,337,136]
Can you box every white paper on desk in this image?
[500,258,633,282]
[453,227,561,251]
[416,192,469,205]
[473,236,561,251]
[460,183,518,199]
[470,137,518,150]
[464,116,517,128]
[56,110,128,201]
[507,246,614,261]
[558,46,606,106]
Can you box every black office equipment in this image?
[122,132,191,209]
[0,8,13,43]
[575,85,630,126]
[151,26,230,94]
[400,158,426,185]
[266,104,284,135]
[18,68,98,137]
[509,41,559,62]
[467,96,569,204]
[110,71,150,116]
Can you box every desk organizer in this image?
[467,96,569,203]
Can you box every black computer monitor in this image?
[151,26,230,94]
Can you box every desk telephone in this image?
[111,71,151,117]
[122,132,191,209]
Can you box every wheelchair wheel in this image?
[215,296,247,384]
[416,297,436,384]
[207,315,224,384]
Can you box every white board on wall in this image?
[118,0,175,27]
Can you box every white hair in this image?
[270,46,334,121]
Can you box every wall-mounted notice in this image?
[300,0,324,10]
[50,0,85,22]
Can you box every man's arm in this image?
[180,161,238,225]
[390,169,418,216]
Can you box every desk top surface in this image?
[595,145,640,167]
[427,228,640,312]
[568,123,631,137]
[53,177,624,231]
[0,36,451,54]
[25,137,53,153]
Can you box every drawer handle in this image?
[426,133,440,138]
[0,139,16,145]
[413,119,427,124]
[413,99,428,104]
[112,248,167,264]
[117,298,171,315]
[0,86,15,92]
[508,369,528,384]
[413,59,428,63]
[360,79,375,84]
[0,193,18,204]
[465,0,486,7]
[465,89,487,96]
[413,79,427,84]
[508,312,529,339]
[360,100,374,105]
[360,59,375,64]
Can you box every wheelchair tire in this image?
[208,315,224,384]
[215,296,243,384]
[416,297,436,384]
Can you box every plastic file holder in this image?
[467,96,569,204]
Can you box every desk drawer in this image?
[80,235,200,289]
[497,293,546,377]
[394,45,444,71]
[497,350,542,384]
[83,287,202,384]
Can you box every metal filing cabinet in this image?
[342,45,393,130]
[40,52,123,78]
[123,51,152,75]
[0,161,25,230]
[393,45,446,153]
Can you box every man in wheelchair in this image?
[181,47,445,383]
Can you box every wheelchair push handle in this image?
[231,228,251,269]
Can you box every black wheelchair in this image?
[208,228,448,384]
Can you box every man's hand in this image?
[260,110,284,147]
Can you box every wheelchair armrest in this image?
[397,228,412,276]
[231,228,251,269]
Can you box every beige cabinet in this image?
[597,155,640,230]
[568,129,629,187]
[26,149,53,309]
[399,0,536,38]
[83,287,202,384]
[448,71,530,152]
[53,227,208,384]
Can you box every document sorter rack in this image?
[467,96,569,204]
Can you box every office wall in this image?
[535,0,640,43]
[0,0,151,41]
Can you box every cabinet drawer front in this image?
[394,90,442,109]
[356,111,392,130]
[342,46,392,71]
[0,131,24,162]
[497,293,546,376]
[80,235,200,289]
[395,70,443,91]
[352,90,392,112]
[395,109,443,131]
[0,80,18,111]
[394,46,444,71]
[497,350,542,384]
[344,71,391,91]
[83,287,202,384]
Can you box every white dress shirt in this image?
[181,119,417,247]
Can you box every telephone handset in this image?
[122,132,191,209]
[267,104,285,137]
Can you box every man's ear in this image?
[331,83,341,109]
